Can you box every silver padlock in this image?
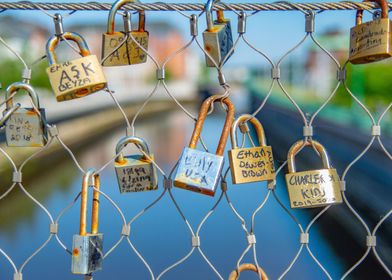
[174,95,235,196]
[202,0,233,67]
[4,82,47,147]
[114,136,158,193]
[72,169,103,275]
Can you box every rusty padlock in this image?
[228,114,275,184]
[4,82,47,147]
[202,0,233,67]
[228,263,268,280]
[46,32,107,101]
[102,0,149,66]
[174,96,235,196]
[72,169,103,275]
[285,139,343,209]
[114,136,157,193]
[349,0,392,64]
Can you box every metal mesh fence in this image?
[0,1,391,280]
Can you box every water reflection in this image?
[0,109,350,280]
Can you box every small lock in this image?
[114,136,157,193]
[102,0,149,66]
[349,0,392,64]
[202,0,233,67]
[228,114,275,184]
[228,263,268,280]
[46,32,107,102]
[285,140,343,209]
[72,169,104,275]
[174,95,235,196]
[3,82,47,147]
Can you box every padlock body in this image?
[349,18,392,64]
[114,154,157,193]
[228,146,275,184]
[203,19,233,67]
[46,55,107,102]
[102,31,149,66]
[285,168,342,209]
[5,108,47,147]
[72,234,103,274]
[174,147,223,196]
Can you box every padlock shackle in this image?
[106,0,145,34]
[46,31,91,65]
[287,139,331,173]
[205,0,224,31]
[228,263,269,280]
[189,95,235,156]
[5,82,40,110]
[356,0,388,25]
[80,168,101,236]
[230,114,266,149]
[115,135,150,163]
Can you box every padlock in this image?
[72,169,103,275]
[349,0,392,64]
[285,139,343,209]
[4,82,47,147]
[228,114,275,184]
[46,32,107,101]
[102,0,149,66]
[174,95,235,196]
[202,0,233,67]
[228,263,268,280]
[114,136,157,193]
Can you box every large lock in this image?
[102,0,149,66]
[4,82,47,147]
[174,95,235,196]
[72,169,103,275]
[202,0,233,67]
[285,140,343,209]
[228,114,275,184]
[349,0,392,64]
[114,136,157,193]
[46,32,107,101]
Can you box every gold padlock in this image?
[285,139,343,209]
[349,0,392,64]
[174,96,235,196]
[102,0,149,66]
[228,114,275,184]
[228,263,268,280]
[46,32,107,101]
[202,0,233,67]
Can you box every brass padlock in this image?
[102,0,149,66]
[46,32,107,101]
[349,0,392,64]
[114,136,158,193]
[174,96,235,196]
[228,263,268,280]
[285,140,343,209]
[228,114,275,184]
[72,169,103,275]
[4,82,47,147]
[202,0,233,67]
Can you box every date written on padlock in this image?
[174,96,235,196]
[228,115,275,184]
[4,82,47,147]
[114,136,157,193]
[285,139,342,209]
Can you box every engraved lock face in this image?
[173,96,235,196]
[228,115,275,184]
[72,170,103,274]
[349,0,392,64]
[114,136,157,193]
[4,82,47,147]
[203,10,234,67]
[46,32,107,101]
[285,140,343,209]
[102,8,149,66]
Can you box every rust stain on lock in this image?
[73,248,79,256]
